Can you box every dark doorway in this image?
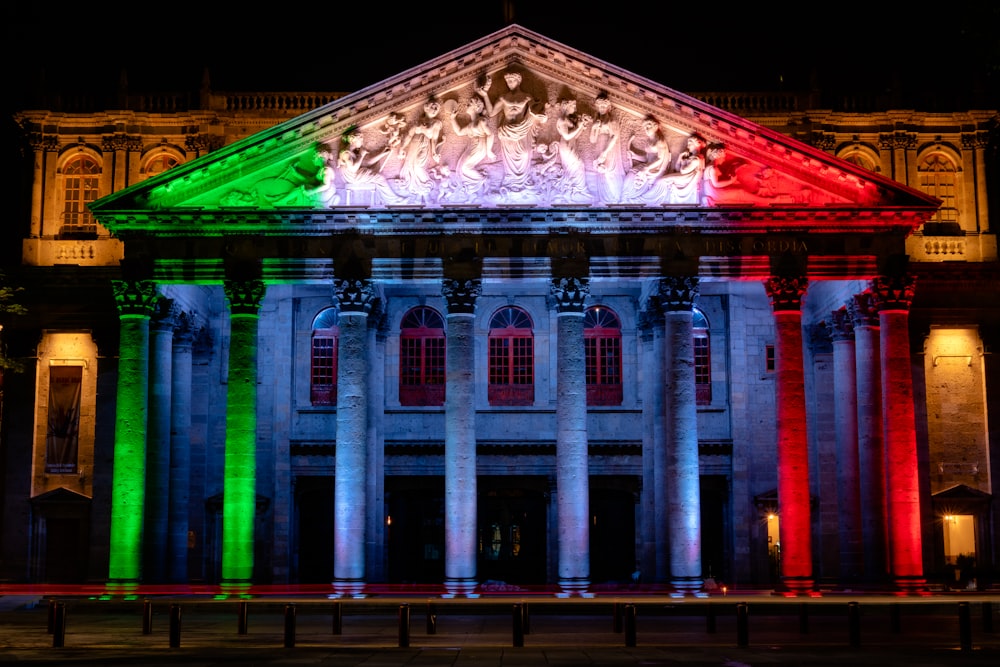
[701,475,730,583]
[295,476,334,583]
[590,487,636,585]
[386,477,445,583]
[478,477,547,585]
[45,518,88,582]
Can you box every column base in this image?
[892,575,929,596]
[556,577,592,598]
[217,580,253,599]
[442,577,479,598]
[330,579,367,599]
[670,576,704,598]
[779,575,815,596]
[102,580,141,600]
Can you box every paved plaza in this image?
[2,591,999,666]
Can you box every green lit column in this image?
[108,280,160,594]
[221,279,266,596]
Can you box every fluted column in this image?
[659,276,703,596]
[332,279,373,598]
[551,276,591,596]
[108,280,159,591]
[220,279,265,594]
[851,291,888,582]
[828,306,863,581]
[145,299,176,584]
[872,274,925,592]
[441,278,482,597]
[764,275,813,594]
[168,313,196,583]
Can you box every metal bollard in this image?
[284,603,296,648]
[958,601,971,652]
[426,601,437,635]
[169,603,181,648]
[331,601,342,635]
[706,602,716,633]
[52,602,66,648]
[142,598,153,635]
[983,601,994,634]
[736,602,749,647]
[799,601,809,634]
[889,602,902,634]
[847,601,860,648]
[238,600,249,635]
[521,600,530,635]
[47,598,56,634]
[623,603,637,647]
[512,603,524,647]
[398,604,410,648]
[612,601,623,633]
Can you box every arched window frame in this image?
[141,149,182,180]
[917,149,961,226]
[399,306,446,406]
[59,152,102,238]
[584,306,622,406]
[488,306,534,406]
[310,307,339,406]
[693,307,711,405]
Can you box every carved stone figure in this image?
[449,96,496,201]
[660,134,707,205]
[337,128,405,206]
[550,97,592,204]
[397,98,445,204]
[622,115,671,203]
[589,91,625,204]
[477,70,548,193]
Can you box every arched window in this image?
[488,306,534,406]
[918,153,959,225]
[399,306,445,406]
[61,155,100,238]
[584,306,622,406]
[311,307,339,406]
[693,308,711,405]
[144,153,180,179]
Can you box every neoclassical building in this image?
[3,25,998,595]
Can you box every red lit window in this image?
[311,308,339,406]
[61,155,100,238]
[584,306,622,406]
[400,306,446,406]
[693,308,711,405]
[488,306,534,406]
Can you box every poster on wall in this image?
[45,365,81,474]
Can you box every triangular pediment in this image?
[92,24,938,223]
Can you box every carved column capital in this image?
[849,291,879,328]
[173,311,198,346]
[806,322,833,354]
[112,280,160,317]
[871,274,916,312]
[657,276,699,312]
[764,275,808,312]
[828,306,855,341]
[150,298,178,332]
[441,278,482,315]
[223,279,266,315]
[333,278,374,314]
[550,276,589,314]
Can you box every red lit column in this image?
[828,306,863,581]
[442,277,482,598]
[552,276,591,596]
[850,291,888,582]
[659,277,703,596]
[764,276,813,594]
[332,278,372,598]
[872,275,925,592]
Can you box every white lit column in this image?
[552,276,591,596]
[442,278,482,597]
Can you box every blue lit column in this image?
[441,277,481,598]
[168,313,196,584]
[145,299,176,583]
[552,276,591,597]
[659,276,704,596]
[332,278,373,598]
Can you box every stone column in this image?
[851,291,888,582]
[764,276,813,594]
[551,276,591,596]
[28,135,57,238]
[659,277,703,596]
[168,313,196,583]
[108,280,159,591]
[872,274,925,592]
[366,300,388,583]
[828,306,863,581]
[441,278,482,597]
[220,278,265,594]
[332,279,373,598]
[639,304,668,583]
[145,299,176,583]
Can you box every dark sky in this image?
[3,1,997,105]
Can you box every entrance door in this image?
[590,488,635,585]
[295,476,334,583]
[386,478,445,584]
[478,478,547,585]
[44,518,87,582]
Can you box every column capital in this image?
[657,276,699,312]
[173,311,198,346]
[764,276,808,312]
[112,280,159,317]
[223,279,266,315]
[550,276,589,314]
[849,291,879,328]
[828,306,855,342]
[871,274,916,312]
[441,278,482,315]
[150,298,178,332]
[334,278,374,314]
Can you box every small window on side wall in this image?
[311,307,339,406]
[693,308,711,405]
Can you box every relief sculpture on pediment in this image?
[213,65,846,210]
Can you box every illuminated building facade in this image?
[2,25,998,595]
